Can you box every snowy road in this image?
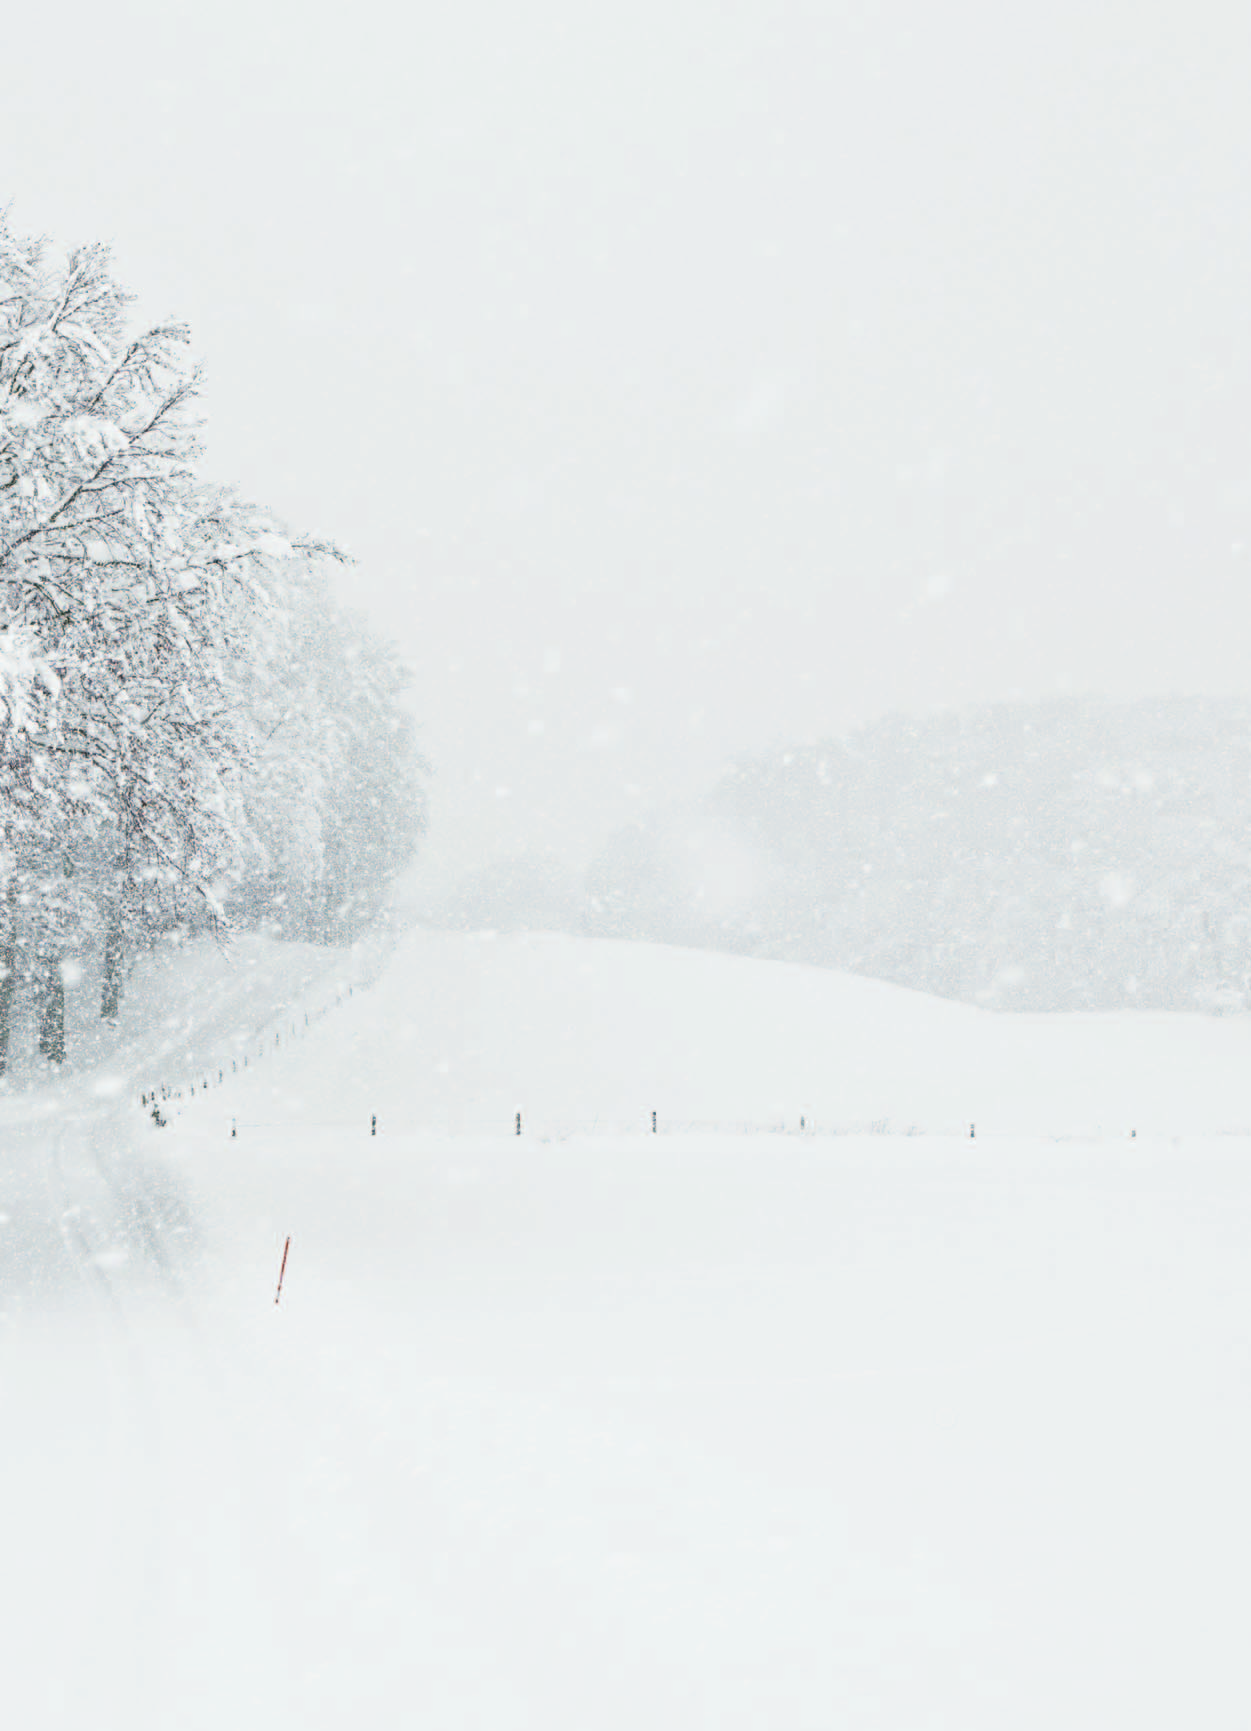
[5,932,1251,1727]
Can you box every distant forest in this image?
[440,699,1251,1014]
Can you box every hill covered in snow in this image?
[151,925,1251,1141]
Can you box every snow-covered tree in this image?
[232,562,425,944]
[0,211,421,1067]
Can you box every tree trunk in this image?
[101,912,124,1020]
[37,953,65,1066]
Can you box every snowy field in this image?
[5,931,1251,1727]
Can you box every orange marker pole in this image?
[274,1235,291,1306]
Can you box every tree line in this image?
[581,698,1251,1013]
[427,697,1251,1016]
[0,212,422,1069]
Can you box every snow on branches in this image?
[0,212,422,1065]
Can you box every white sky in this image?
[6,2,1251,886]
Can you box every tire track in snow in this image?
[42,1107,169,1723]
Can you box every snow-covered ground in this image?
[5,930,1251,1727]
